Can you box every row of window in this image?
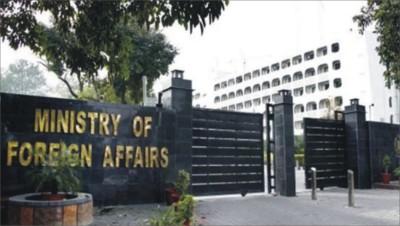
[294,97,343,113]
[214,60,340,91]
[214,78,342,103]
[214,43,340,91]
[220,96,343,112]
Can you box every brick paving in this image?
[195,188,400,225]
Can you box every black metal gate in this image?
[304,117,347,189]
[192,108,264,196]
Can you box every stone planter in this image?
[7,193,93,226]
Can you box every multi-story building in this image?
[193,30,399,135]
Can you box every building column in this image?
[161,70,193,188]
[273,90,296,196]
[344,98,371,188]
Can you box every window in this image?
[262,81,270,90]
[333,78,342,88]
[214,84,220,91]
[335,96,343,106]
[294,104,304,113]
[293,71,303,81]
[262,96,271,104]
[318,81,329,91]
[272,93,280,100]
[244,73,251,81]
[389,97,392,108]
[252,70,260,78]
[319,99,330,109]
[236,89,243,97]
[306,102,317,111]
[214,96,220,103]
[332,60,341,70]
[282,75,291,84]
[295,121,304,130]
[271,63,280,72]
[317,46,328,57]
[281,59,291,69]
[221,94,227,101]
[390,115,394,124]
[272,78,280,87]
[195,93,200,99]
[236,103,243,110]
[292,55,302,65]
[317,64,329,74]
[236,76,243,84]
[229,105,235,111]
[245,100,252,108]
[221,81,227,88]
[261,66,270,75]
[331,43,339,52]
[228,79,235,86]
[305,68,315,77]
[253,84,261,92]
[306,84,316,94]
[221,107,227,110]
[228,92,235,99]
[253,98,261,106]
[195,104,200,108]
[293,87,304,97]
[244,87,252,95]
[304,51,314,61]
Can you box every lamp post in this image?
[369,103,374,121]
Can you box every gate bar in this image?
[266,103,276,194]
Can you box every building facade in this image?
[193,31,399,135]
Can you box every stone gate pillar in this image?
[161,70,193,185]
[344,98,371,188]
[273,90,296,196]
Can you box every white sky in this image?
[1,1,367,93]
[160,1,366,91]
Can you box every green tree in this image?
[41,21,177,104]
[294,135,304,154]
[1,59,48,95]
[1,1,228,102]
[353,0,400,87]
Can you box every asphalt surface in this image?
[195,188,400,225]
[92,169,400,226]
[195,168,399,225]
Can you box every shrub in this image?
[150,195,197,226]
[174,170,190,194]
[382,154,391,174]
[28,141,81,194]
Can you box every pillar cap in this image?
[171,69,184,79]
[279,89,291,96]
[350,98,359,106]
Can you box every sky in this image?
[1,1,367,94]
[160,1,366,91]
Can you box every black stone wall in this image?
[367,121,400,184]
[1,92,178,205]
[343,99,400,188]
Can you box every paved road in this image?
[195,188,400,225]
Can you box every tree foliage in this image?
[1,59,48,95]
[353,0,400,87]
[0,0,228,103]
